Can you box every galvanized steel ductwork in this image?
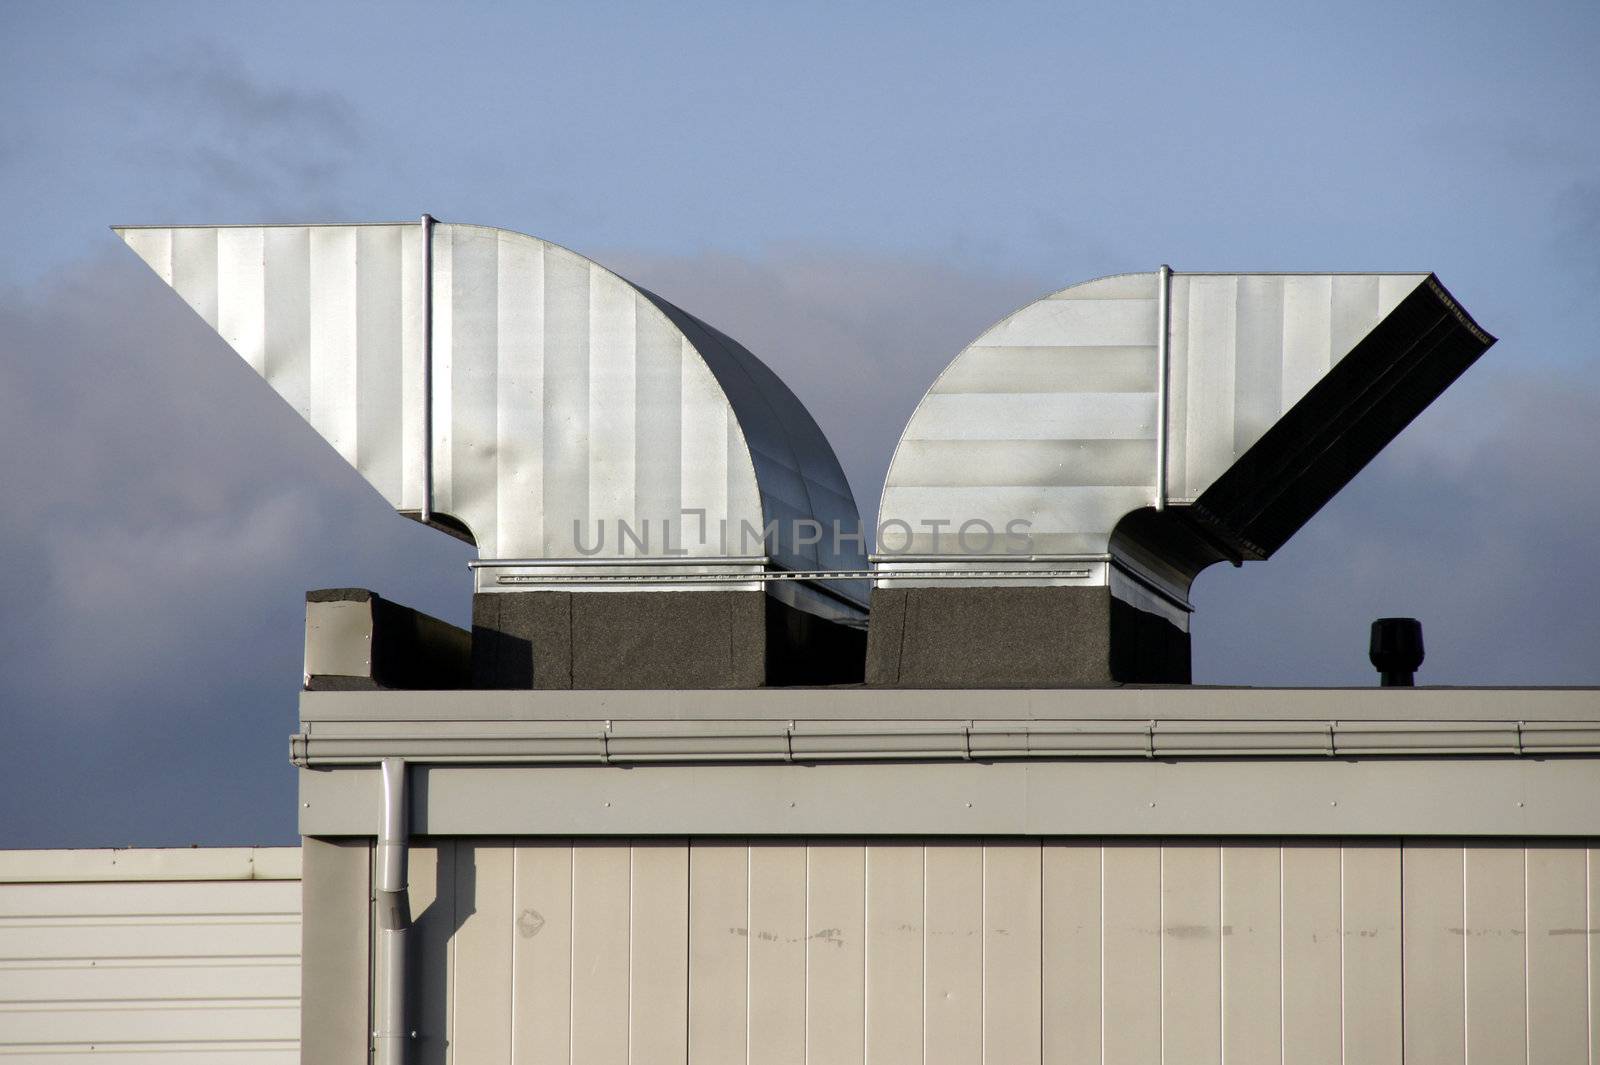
[118,221,868,687]
[870,271,1494,686]
[115,222,863,581]
[120,225,1493,688]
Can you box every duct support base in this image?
[865,585,1190,687]
[471,590,867,689]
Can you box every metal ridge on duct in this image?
[115,220,866,614]
[876,269,1495,611]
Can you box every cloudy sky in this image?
[1,1,1596,847]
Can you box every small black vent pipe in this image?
[1370,618,1424,687]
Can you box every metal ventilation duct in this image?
[871,270,1493,685]
[115,221,866,624]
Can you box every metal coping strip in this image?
[471,554,1188,611]
[471,555,770,569]
[477,554,1111,568]
[290,719,1600,767]
[869,553,1113,564]
[490,568,1093,586]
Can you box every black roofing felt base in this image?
[309,586,1179,691]
[865,585,1190,687]
[471,591,867,689]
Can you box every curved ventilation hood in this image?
[870,270,1494,685]
[116,221,866,623]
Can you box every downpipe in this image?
[374,757,411,1065]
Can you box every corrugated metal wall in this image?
[0,849,300,1063]
[409,838,1598,1065]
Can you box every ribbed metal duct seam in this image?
[876,270,1495,622]
[114,221,867,621]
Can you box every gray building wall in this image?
[379,837,1596,1065]
[0,847,301,1063]
[293,689,1600,1063]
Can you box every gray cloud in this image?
[1555,179,1600,282]
[114,46,368,218]
[0,250,471,846]
[1425,119,1597,174]
[140,58,363,143]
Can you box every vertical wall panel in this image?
[301,839,366,1065]
[1525,847,1587,1065]
[633,296,684,539]
[749,844,807,1065]
[680,341,732,549]
[399,223,425,510]
[924,845,982,1065]
[1042,843,1100,1063]
[571,844,630,1065]
[1404,845,1467,1065]
[494,232,545,555]
[1162,845,1221,1065]
[308,226,359,464]
[540,246,590,555]
[511,841,572,1065]
[123,226,173,282]
[408,841,454,1065]
[1590,848,1600,1065]
[172,227,220,329]
[216,226,266,374]
[726,405,766,550]
[449,843,513,1064]
[263,226,311,420]
[982,844,1041,1065]
[1281,845,1340,1065]
[1280,274,1333,408]
[1102,844,1161,1065]
[1165,275,1191,497]
[807,843,866,1065]
[690,843,749,1065]
[449,227,500,545]
[1377,274,1421,318]
[1182,274,1238,496]
[1222,845,1281,1065]
[1463,846,1527,1065]
[1232,275,1284,456]
[429,225,454,511]
[865,843,924,1065]
[588,268,639,541]
[356,224,404,500]
[391,838,1599,1065]
[1340,844,1402,1065]
[1330,274,1381,360]
[630,842,689,1065]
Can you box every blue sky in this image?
[1,0,1597,846]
